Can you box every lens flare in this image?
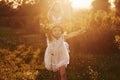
[69,0,93,9]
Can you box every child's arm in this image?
[65,29,86,40]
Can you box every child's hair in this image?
[46,24,64,42]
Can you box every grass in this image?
[36,53,120,80]
[0,27,120,80]
[0,27,23,50]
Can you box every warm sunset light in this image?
[0,0,120,80]
[69,0,93,9]
[109,0,115,8]
[69,0,115,9]
[1,0,115,9]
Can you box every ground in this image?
[0,27,120,80]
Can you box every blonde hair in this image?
[46,24,64,42]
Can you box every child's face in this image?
[52,27,62,39]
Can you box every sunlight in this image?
[1,0,115,9]
[109,0,115,8]
[69,0,115,9]
[69,0,93,9]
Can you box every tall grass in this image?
[0,27,22,50]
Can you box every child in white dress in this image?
[44,25,85,80]
[44,1,85,80]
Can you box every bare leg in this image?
[59,66,67,80]
[54,70,60,80]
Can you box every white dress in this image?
[44,35,70,71]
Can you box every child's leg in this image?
[54,70,60,80]
[59,66,67,80]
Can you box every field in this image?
[0,27,120,80]
[37,53,120,80]
[1,0,120,80]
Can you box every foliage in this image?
[0,0,49,16]
[92,0,111,12]
[115,0,120,16]
[0,16,41,33]
[67,10,119,53]
[0,27,22,50]
[114,35,120,50]
[36,53,120,80]
[0,27,45,80]
[0,0,14,16]
[0,1,120,79]
[0,45,45,80]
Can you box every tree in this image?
[0,0,14,16]
[115,0,120,16]
[92,0,111,12]
[0,0,48,16]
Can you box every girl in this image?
[44,25,85,80]
[47,0,71,53]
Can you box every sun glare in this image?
[0,0,115,9]
[69,0,115,9]
[69,0,93,9]
[109,0,115,8]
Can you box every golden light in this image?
[69,0,115,9]
[69,0,93,9]
[1,0,115,9]
[109,0,115,8]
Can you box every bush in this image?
[68,10,119,53]
[0,44,45,80]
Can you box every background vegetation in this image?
[0,0,120,80]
